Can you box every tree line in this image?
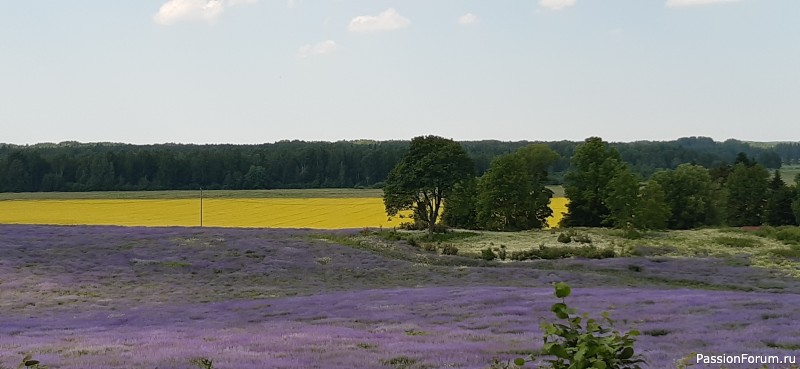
[0,137,788,193]
[385,136,800,234]
[559,138,799,230]
[774,142,800,164]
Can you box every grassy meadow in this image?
[781,164,800,184]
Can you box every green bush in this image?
[572,233,592,244]
[441,244,459,255]
[558,230,593,244]
[754,226,800,245]
[481,248,497,261]
[493,283,645,369]
[190,358,215,369]
[510,244,615,260]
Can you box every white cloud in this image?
[539,0,576,10]
[666,0,741,6]
[347,8,410,33]
[458,13,479,26]
[287,0,299,9]
[297,40,338,58]
[153,0,256,25]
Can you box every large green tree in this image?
[793,175,800,225]
[476,145,558,231]
[603,167,670,230]
[562,137,626,227]
[725,162,769,227]
[765,171,798,226]
[651,164,721,229]
[603,167,640,228]
[383,136,474,234]
[633,180,671,230]
[441,176,479,229]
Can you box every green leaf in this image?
[551,302,570,319]
[619,346,634,359]
[548,344,569,359]
[575,346,587,361]
[514,358,526,366]
[554,282,571,298]
[592,360,607,369]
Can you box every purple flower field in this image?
[2,225,800,369]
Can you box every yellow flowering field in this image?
[547,196,568,228]
[0,194,568,229]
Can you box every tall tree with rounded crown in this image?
[561,137,625,227]
[383,136,474,234]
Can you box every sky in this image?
[1,0,798,144]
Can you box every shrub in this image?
[572,233,592,244]
[558,230,592,244]
[510,244,615,260]
[481,248,497,261]
[498,245,507,261]
[755,226,800,245]
[190,358,215,369]
[441,244,459,255]
[494,283,645,369]
[400,222,450,233]
[315,257,332,265]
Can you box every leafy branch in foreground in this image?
[492,282,645,369]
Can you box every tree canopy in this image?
[561,137,625,227]
[476,145,559,231]
[650,164,721,229]
[725,162,770,227]
[383,136,474,234]
[0,137,787,193]
[765,171,798,226]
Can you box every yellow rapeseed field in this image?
[547,197,568,228]
[0,196,569,229]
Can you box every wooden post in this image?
[200,187,203,227]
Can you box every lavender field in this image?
[2,225,800,369]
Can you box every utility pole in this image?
[200,186,204,228]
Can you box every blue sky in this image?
[1,0,798,144]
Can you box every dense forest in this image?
[0,137,793,193]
